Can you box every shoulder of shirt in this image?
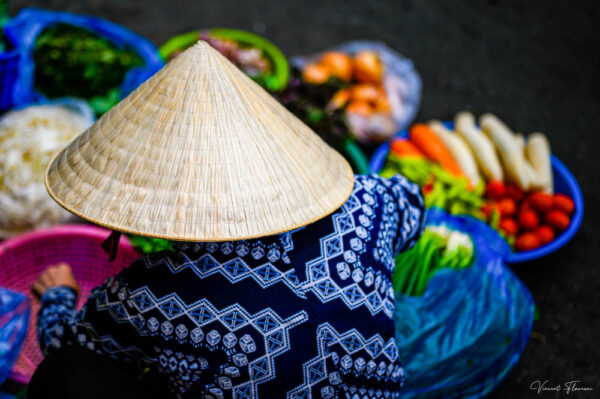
[114,249,177,282]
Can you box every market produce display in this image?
[33,24,142,113]
[381,155,485,217]
[379,112,579,254]
[159,28,289,91]
[0,102,94,237]
[0,4,584,397]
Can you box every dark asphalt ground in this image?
[9,0,600,397]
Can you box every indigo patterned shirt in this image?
[38,174,424,399]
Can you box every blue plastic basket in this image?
[370,122,584,263]
[1,8,164,111]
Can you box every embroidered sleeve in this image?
[37,286,78,355]
[37,267,151,365]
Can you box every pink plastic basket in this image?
[0,224,140,383]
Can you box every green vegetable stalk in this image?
[393,226,474,297]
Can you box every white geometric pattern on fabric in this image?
[300,178,396,318]
[38,286,153,364]
[143,250,305,299]
[111,285,308,397]
[142,177,399,319]
[287,322,404,399]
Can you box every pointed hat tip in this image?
[191,39,210,49]
[174,39,222,63]
[187,39,214,55]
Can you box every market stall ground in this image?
[8,0,600,397]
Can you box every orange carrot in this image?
[390,139,424,158]
[409,123,464,175]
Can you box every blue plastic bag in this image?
[0,47,22,112]
[1,8,164,111]
[395,208,534,398]
[0,288,29,385]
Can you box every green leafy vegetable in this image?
[128,236,173,254]
[86,87,121,115]
[33,24,142,110]
[0,0,8,30]
[381,155,486,219]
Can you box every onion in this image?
[353,51,384,84]
[302,63,330,84]
[320,51,353,81]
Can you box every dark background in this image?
[9,0,600,397]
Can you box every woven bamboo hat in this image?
[45,41,354,241]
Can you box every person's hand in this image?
[32,263,80,299]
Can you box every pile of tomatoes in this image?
[483,181,575,252]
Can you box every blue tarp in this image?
[0,288,29,385]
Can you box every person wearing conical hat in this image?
[31,42,424,398]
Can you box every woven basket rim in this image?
[0,223,136,254]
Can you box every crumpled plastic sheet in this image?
[395,208,534,398]
[0,288,29,385]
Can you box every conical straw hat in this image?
[45,41,354,241]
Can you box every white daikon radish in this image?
[516,132,546,191]
[480,113,530,190]
[515,133,525,150]
[428,120,481,186]
[454,111,504,182]
[526,132,553,193]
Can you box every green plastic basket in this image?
[159,28,289,91]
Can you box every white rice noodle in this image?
[0,104,93,237]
